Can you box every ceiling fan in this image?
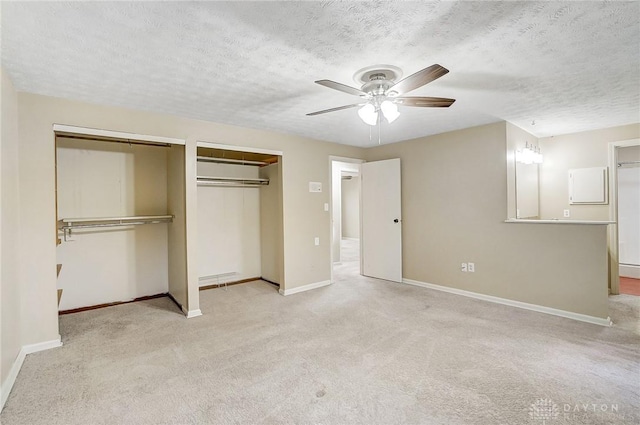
[307,64,455,125]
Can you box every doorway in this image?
[617,145,640,296]
[330,158,363,282]
[608,138,640,296]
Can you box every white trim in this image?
[186,309,203,319]
[279,280,332,296]
[619,264,640,279]
[196,141,283,157]
[22,337,63,354]
[53,124,185,145]
[179,303,203,319]
[1,350,25,410]
[402,278,613,327]
[1,336,62,410]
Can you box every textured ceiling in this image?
[2,1,639,146]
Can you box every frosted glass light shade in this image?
[380,100,400,123]
[358,104,378,126]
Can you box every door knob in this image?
[393,219,399,223]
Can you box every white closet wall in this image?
[56,138,169,310]
[197,162,261,285]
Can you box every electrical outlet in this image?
[563,209,570,218]
[314,237,320,246]
[461,263,468,272]
[468,262,475,273]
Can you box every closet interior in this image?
[55,133,187,313]
[196,145,283,291]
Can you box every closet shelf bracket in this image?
[58,215,174,241]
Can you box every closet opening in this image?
[195,143,283,301]
[54,128,188,318]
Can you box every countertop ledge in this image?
[505,219,615,225]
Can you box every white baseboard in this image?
[1,336,62,411]
[402,278,613,327]
[186,309,202,319]
[22,336,63,354]
[620,264,640,279]
[179,305,202,319]
[279,280,332,296]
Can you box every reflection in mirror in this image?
[515,160,539,218]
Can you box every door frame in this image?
[329,156,365,284]
[607,138,640,295]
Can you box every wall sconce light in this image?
[517,142,543,164]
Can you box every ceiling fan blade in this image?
[394,96,456,108]
[306,103,363,116]
[389,64,449,95]
[315,80,366,97]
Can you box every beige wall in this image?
[1,69,22,387]
[618,145,640,162]
[341,176,360,239]
[539,124,640,220]
[365,122,609,318]
[260,162,283,284]
[15,92,363,346]
[167,145,188,311]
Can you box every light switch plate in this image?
[314,237,320,246]
[468,262,475,272]
[324,203,329,211]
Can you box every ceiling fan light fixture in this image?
[380,100,400,123]
[358,103,378,126]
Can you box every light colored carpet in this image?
[2,244,639,424]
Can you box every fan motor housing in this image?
[353,65,403,95]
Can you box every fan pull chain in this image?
[378,111,381,145]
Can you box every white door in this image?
[361,158,402,282]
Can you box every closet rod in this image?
[196,156,269,166]
[617,160,640,167]
[197,176,269,184]
[58,215,174,241]
[197,182,266,188]
[60,215,174,224]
